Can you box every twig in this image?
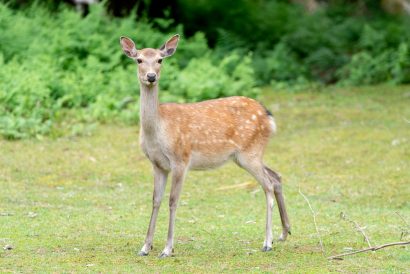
[356,221,371,248]
[395,211,410,227]
[298,188,325,255]
[328,241,410,260]
[395,211,410,240]
[340,212,372,248]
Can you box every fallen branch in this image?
[328,241,410,260]
[299,188,325,255]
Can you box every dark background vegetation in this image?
[1,0,410,139]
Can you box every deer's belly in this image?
[189,150,234,170]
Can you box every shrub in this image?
[338,42,410,86]
[166,53,259,102]
[0,3,259,139]
[212,2,410,86]
[253,41,317,87]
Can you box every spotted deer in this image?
[120,34,290,258]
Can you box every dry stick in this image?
[395,211,410,240]
[340,212,372,248]
[395,211,410,227]
[327,241,410,260]
[353,220,372,248]
[298,188,325,255]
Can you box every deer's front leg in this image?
[138,165,168,256]
[159,165,186,258]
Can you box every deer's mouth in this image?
[141,79,157,86]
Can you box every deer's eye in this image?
[137,59,143,64]
[157,59,163,64]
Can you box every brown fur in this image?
[159,96,273,159]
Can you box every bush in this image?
[2,1,410,139]
[212,2,410,86]
[0,3,259,139]
[253,43,308,85]
[165,53,259,102]
[338,43,410,86]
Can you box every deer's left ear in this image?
[159,34,180,57]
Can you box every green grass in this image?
[1,86,409,272]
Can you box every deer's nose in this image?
[147,73,156,82]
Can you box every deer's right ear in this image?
[120,36,138,58]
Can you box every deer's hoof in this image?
[158,252,171,258]
[278,231,290,242]
[261,246,272,252]
[138,250,149,256]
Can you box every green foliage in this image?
[0,55,56,139]
[0,3,258,139]
[164,53,259,102]
[253,43,308,85]
[2,1,410,139]
[209,1,410,86]
[338,42,410,86]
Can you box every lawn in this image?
[1,86,409,272]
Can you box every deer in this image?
[120,34,291,258]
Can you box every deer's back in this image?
[158,96,275,169]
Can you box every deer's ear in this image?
[120,36,138,58]
[159,34,179,57]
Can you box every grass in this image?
[1,86,409,272]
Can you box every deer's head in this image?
[120,34,179,87]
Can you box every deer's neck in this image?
[139,83,160,134]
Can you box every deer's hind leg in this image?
[264,166,291,241]
[235,151,290,251]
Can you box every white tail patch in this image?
[269,116,277,134]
